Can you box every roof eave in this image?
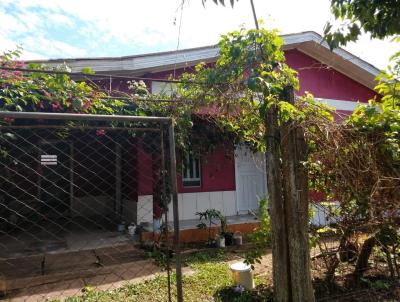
[30,31,380,90]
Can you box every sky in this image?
[0,0,397,70]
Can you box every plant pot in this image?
[128,224,137,236]
[206,240,217,248]
[233,233,243,246]
[217,236,226,248]
[224,232,234,246]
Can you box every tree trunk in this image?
[280,86,315,302]
[265,101,291,302]
[384,249,395,278]
[353,236,376,280]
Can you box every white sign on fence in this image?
[40,154,58,166]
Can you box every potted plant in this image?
[196,209,223,247]
[196,209,232,247]
[219,215,234,246]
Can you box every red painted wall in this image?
[137,139,153,195]
[177,145,236,193]
[135,142,236,195]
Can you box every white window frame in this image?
[151,81,177,96]
[182,152,201,187]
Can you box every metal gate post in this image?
[168,120,183,302]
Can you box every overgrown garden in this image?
[1,23,399,301]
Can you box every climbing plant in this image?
[178,26,299,151]
[304,52,400,283]
[0,48,198,150]
[0,50,135,115]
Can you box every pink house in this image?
[41,31,380,228]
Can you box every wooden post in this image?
[115,143,122,215]
[265,86,314,302]
[69,142,74,217]
[130,139,139,225]
[280,86,314,302]
[168,121,183,302]
[265,101,291,302]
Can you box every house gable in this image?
[285,49,377,102]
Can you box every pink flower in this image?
[83,101,91,110]
[96,129,106,136]
[51,102,61,111]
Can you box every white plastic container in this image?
[217,236,225,248]
[153,218,161,234]
[128,224,136,236]
[230,262,254,290]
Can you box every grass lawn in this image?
[60,250,273,302]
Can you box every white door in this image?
[235,145,267,214]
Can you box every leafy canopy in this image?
[0,48,200,150]
[324,0,400,48]
[349,51,400,162]
[0,49,145,116]
[179,26,301,151]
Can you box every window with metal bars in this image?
[182,152,201,187]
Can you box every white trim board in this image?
[316,98,365,111]
[282,32,379,77]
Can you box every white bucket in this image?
[230,262,254,290]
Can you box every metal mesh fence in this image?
[0,112,182,301]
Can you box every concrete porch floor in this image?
[0,229,132,259]
[176,213,260,230]
[0,216,135,259]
